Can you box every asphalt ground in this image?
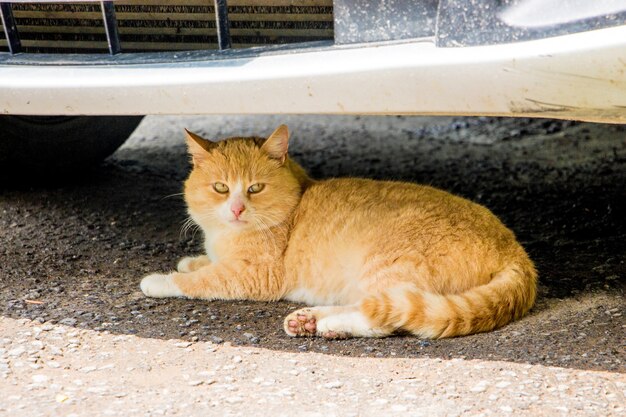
[1,115,624,416]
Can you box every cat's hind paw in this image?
[284,307,352,339]
[140,273,184,298]
[284,308,318,337]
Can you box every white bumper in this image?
[1,25,626,123]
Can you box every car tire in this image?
[0,115,143,180]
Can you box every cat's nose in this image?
[231,203,245,219]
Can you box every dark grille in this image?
[116,0,218,52]
[0,22,6,52]
[11,2,109,53]
[0,0,333,54]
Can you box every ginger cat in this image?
[140,125,537,339]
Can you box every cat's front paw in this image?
[177,255,210,273]
[177,257,196,273]
[140,273,184,298]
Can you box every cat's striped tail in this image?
[360,263,537,338]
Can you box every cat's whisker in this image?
[257,213,289,238]
[255,212,284,228]
[255,215,287,256]
[179,217,195,239]
[180,215,208,241]
[260,215,290,254]
[186,211,223,240]
[161,192,185,200]
[252,217,275,255]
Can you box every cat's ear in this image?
[185,128,216,162]
[261,124,289,164]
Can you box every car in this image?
[1,0,625,175]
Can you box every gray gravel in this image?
[1,115,625,416]
[1,317,625,417]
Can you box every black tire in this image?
[0,115,143,180]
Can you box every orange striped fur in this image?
[140,125,537,339]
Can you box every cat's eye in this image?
[213,182,229,194]
[248,183,265,194]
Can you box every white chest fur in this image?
[203,230,221,263]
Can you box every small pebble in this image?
[324,381,344,389]
[470,381,489,393]
[31,374,49,383]
[226,396,243,404]
[8,347,25,357]
[55,394,70,403]
[188,380,204,386]
[278,389,294,397]
[59,318,77,326]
